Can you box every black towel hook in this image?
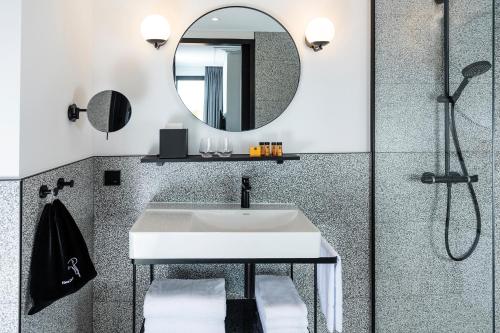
[39,185,59,199]
[39,178,74,199]
[57,178,74,190]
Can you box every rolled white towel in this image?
[255,275,308,326]
[143,279,226,320]
[145,318,225,333]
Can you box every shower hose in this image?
[445,103,481,261]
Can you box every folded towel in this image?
[145,318,225,333]
[261,327,309,333]
[143,279,226,320]
[260,317,308,330]
[260,317,308,333]
[318,237,343,333]
[255,275,308,326]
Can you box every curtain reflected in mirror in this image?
[204,66,224,129]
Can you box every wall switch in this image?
[104,170,121,186]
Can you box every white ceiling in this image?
[175,44,241,69]
[187,7,285,33]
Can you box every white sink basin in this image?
[129,203,321,259]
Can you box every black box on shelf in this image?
[159,129,188,159]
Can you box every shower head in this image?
[451,61,491,103]
[461,61,491,79]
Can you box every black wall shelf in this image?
[140,154,300,166]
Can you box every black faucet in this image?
[241,176,251,208]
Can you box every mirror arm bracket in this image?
[68,104,87,122]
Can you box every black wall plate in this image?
[104,170,121,186]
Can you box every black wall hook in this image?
[39,185,59,199]
[57,178,74,190]
[39,178,74,198]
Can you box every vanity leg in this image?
[244,263,255,299]
[149,265,154,283]
[314,263,318,333]
[290,263,294,281]
[132,264,136,333]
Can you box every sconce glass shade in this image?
[305,18,335,51]
[141,15,171,49]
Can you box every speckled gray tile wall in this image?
[376,0,495,331]
[375,1,493,154]
[254,32,300,129]
[0,180,20,333]
[19,158,94,333]
[495,153,500,332]
[495,1,500,331]
[92,153,370,333]
[375,152,493,332]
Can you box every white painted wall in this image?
[5,0,369,178]
[19,0,93,177]
[0,1,21,178]
[91,0,370,155]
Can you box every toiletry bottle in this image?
[276,142,283,157]
[259,142,266,156]
[264,142,271,157]
[271,142,277,157]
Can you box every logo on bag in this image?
[62,277,73,285]
[67,257,81,278]
[61,257,82,285]
[62,257,81,284]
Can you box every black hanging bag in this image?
[28,199,97,315]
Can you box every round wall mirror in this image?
[86,90,132,133]
[174,6,300,132]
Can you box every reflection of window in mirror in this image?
[175,40,255,132]
[176,77,205,121]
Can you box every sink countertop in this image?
[146,202,299,211]
[129,202,321,259]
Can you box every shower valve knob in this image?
[421,172,436,184]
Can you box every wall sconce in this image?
[141,15,171,49]
[305,18,335,52]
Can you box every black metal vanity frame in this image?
[131,256,338,333]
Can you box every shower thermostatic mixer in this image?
[421,172,478,185]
